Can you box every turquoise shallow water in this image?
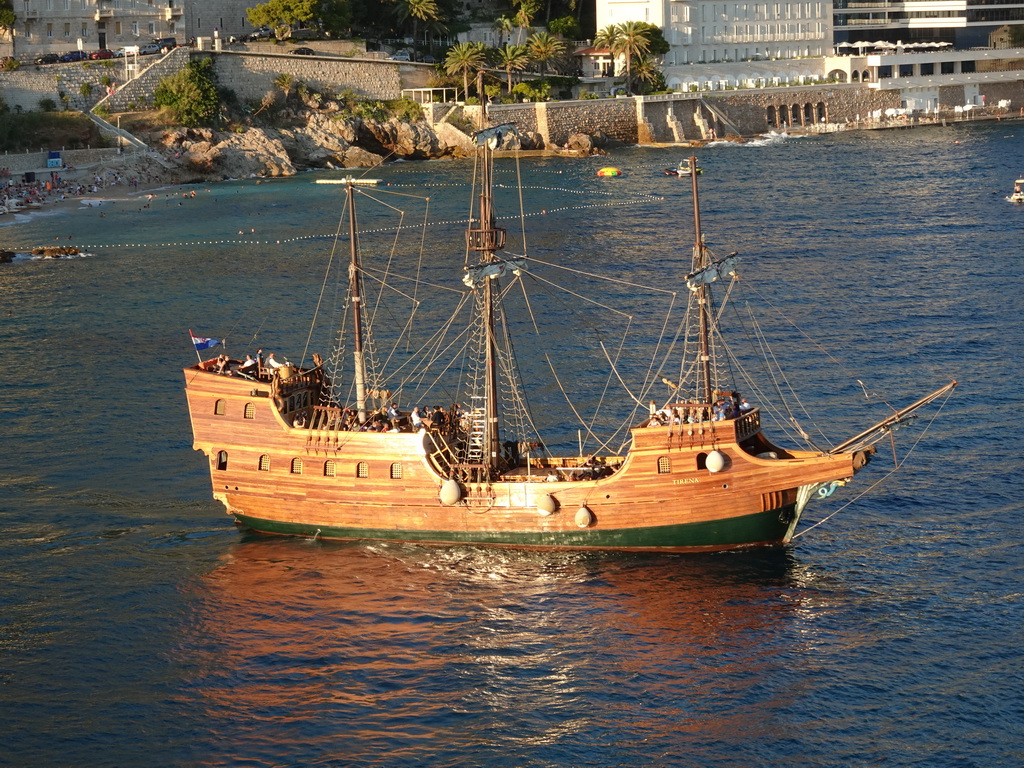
[0,125,1022,767]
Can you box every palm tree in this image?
[631,54,664,93]
[594,22,650,95]
[513,0,541,44]
[444,41,487,100]
[391,0,443,61]
[494,15,516,47]
[273,72,295,104]
[494,43,530,93]
[527,31,565,76]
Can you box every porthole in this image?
[291,458,303,474]
[214,399,226,415]
[216,450,228,471]
[696,452,708,470]
[324,460,336,477]
[390,463,403,479]
[657,456,671,474]
[243,402,255,419]
[356,461,368,478]
[258,454,271,471]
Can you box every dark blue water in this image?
[1,124,1022,767]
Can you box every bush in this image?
[580,91,599,99]
[154,58,219,127]
[39,97,57,112]
[80,82,93,98]
[386,97,423,121]
[93,103,111,119]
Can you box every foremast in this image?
[689,156,715,406]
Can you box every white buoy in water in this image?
[439,477,463,505]
[537,494,558,516]
[575,506,594,528]
[706,449,727,473]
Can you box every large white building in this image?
[597,0,832,66]
[11,0,260,56]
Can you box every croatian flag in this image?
[191,334,221,351]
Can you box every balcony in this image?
[94,8,114,20]
[165,7,183,19]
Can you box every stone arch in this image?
[816,102,827,122]
[862,69,870,83]
[851,70,860,82]
[791,104,801,125]
[766,105,777,127]
[827,68,847,83]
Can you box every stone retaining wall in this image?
[208,52,412,103]
[0,146,134,174]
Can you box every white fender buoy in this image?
[537,494,558,516]
[439,477,463,506]
[706,449,727,473]
[575,506,594,528]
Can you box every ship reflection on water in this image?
[182,537,835,761]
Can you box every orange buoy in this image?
[597,167,621,177]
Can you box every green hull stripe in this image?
[233,505,797,551]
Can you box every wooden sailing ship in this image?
[184,138,955,552]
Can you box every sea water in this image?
[0,123,1021,767]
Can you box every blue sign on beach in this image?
[47,150,61,168]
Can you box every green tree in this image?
[548,15,579,40]
[635,22,669,56]
[0,1,14,33]
[527,30,564,76]
[153,59,219,127]
[494,15,516,46]
[247,0,318,39]
[273,72,295,103]
[494,43,530,93]
[318,0,352,37]
[513,0,541,43]
[594,21,650,95]
[632,54,665,94]
[389,0,442,61]
[444,41,487,99]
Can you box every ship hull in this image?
[186,365,860,553]
[232,504,800,552]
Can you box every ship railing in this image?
[734,409,761,441]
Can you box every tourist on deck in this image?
[387,403,401,429]
[410,406,423,429]
[238,355,257,377]
[739,398,753,412]
[266,353,283,370]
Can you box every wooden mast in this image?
[689,156,714,405]
[346,180,369,424]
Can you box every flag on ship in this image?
[190,333,221,351]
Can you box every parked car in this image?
[90,49,115,60]
[247,26,273,41]
[389,50,411,61]
[138,43,162,55]
[35,53,60,65]
[292,47,315,56]
[59,51,90,62]
[153,37,177,52]
[420,54,436,63]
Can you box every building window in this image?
[46,23,53,38]
[324,460,336,477]
[657,456,671,474]
[147,21,155,35]
[81,23,88,37]
[115,22,121,35]
[131,22,138,36]
[258,454,270,471]
[64,22,71,36]
[214,399,226,415]
[356,461,368,478]
[216,451,228,471]
[390,463,403,479]
[243,402,255,419]
[291,458,303,474]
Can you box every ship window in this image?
[657,456,671,474]
[324,460,336,477]
[216,450,228,470]
[291,458,303,474]
[214,399,226,415]
[696,452,708,470]
[258,454,271,471]
[243,402,255,419]
[356,461,368,478]
[390,463,403,479]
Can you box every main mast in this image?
[689,156,714,405]
[315,177,379,424]
[466,129,508,480]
